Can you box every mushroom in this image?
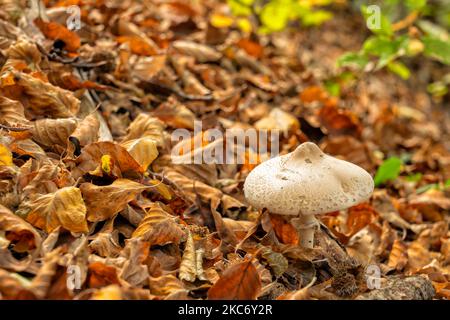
[243,142,374,248]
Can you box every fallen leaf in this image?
[34,18,80,52]
[387,239,408,271]
[25,186,89,233]
[132,202,185,245]
[269,214,299,245]
[73,141,143,179]
[0,205,42,272]
[179,231,206,282]
[31,118,78,148]
[80,179,150,222]
[117,36,158,56]
[0,144,13,166]
[207,259,261,300]
[121,137,159,171]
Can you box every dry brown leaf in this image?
[29,248,63,299]
[0,96,28,126]
[70,114,100,147]
[9,139,47,161]
[407,241,433,271]
[132,202,185,245]
[133,55,167,82]
[25,186,89,233]
[31,118,78,148]
[0,268,34,299]
[179,231,206,282]
[119,238,150,287]
[6,38,41,66]
[87,262,120,289]
[0,205,42,272]
[172,40,222,63]
[122,113,165,146]
[120,137,159,171]
[72,141,143,179]
[153,97,196,130]
[207,259,261,300]
[117,36,158,56]
[255,108,300,136]
[3,70,80,118]
[149,274,188,298]
[80,179,150,222]
[387,239,409,271]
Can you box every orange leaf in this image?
[208,259,261,300]
[346,203,377,238]
[34,18,80,52]
[270,214,299,245]
[88,262,120,288]
[117,36,158,56]
[237,38,263,59]
[318,104,362,137]
[300,86,328,103]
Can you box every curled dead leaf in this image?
[81,179,150,222]
[121,137,159,171]
[31,118,78,148]
[72,141,143,179]
[132,202,185,245]
[25,186,89,233]
[0,205,42,272]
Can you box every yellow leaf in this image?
[91,285,122,300]
[237,18,252,33]
[148,179,172,200]
[121,137,159,171]
[26,187,89,233]
[101,154,112,174]
[0,144,13,166]
[210,14,234,28]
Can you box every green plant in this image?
[337,1,450,82]
[374,156,403,186]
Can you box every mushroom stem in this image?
[292,214,319,248]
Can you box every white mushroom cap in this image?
[243,142,374,215]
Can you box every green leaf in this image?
[374,157,403,186]
[445,179,450,188]
[422,35,450,65]
[427,81,448,97]
[361,5,393,36]
[387,61,410,79]
[363,35,409,69]
[405,0,427,12]
[405,173,422,183]
[324,80,340,96]
[337,52,369,68]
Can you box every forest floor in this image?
[0,1,449,300]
